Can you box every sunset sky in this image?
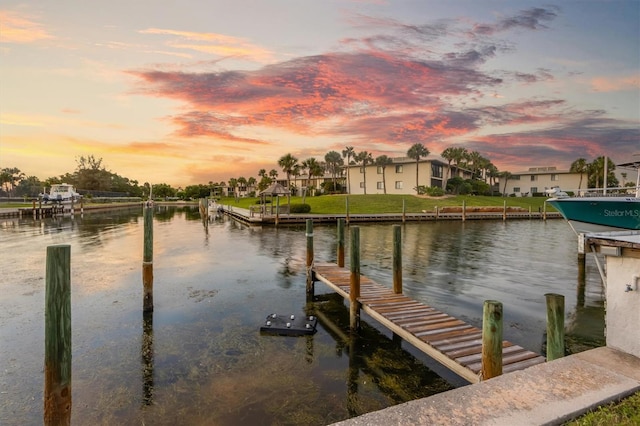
[1,1,639,187]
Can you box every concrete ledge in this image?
[332,347,640,426]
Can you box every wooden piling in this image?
[275,196,280,226]
[306,219,314,294]
[337,218,345,268]
[481,300,503,380]
[402,199,406,223]
[543,201,547,221]
[545,293,565,361]
[44,244,72,425]
[349,226,360,330]
[392,225,402,294]
[143,206,154,312]
[502,200,506,221]
[462,200,466,222]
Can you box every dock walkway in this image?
[312,262,546,384]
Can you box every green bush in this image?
[425,186,445,197]
[289,203,311,213]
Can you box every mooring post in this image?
[392,225,402,294]
[345,196,350,224]
[435,205,439,220]
[543,201,547,221]
[402,199,406,223]
[462,200,466,222]
[306,219,314,295]
[337,218,345,268]
[143,206,154,312]
[32,199,36,219]
[275,196,280,226]
[545,293,565,361]
[349,226,361,330]
[481,300,503,380]
[44,244,72,425]
[502,200,506,221]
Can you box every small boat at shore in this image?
[41,183,82,204]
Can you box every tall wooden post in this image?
[143,206,154,312]
[543,201,547,221]
[349,226,360,330]
[306,219,314,294]
[337,218,345,267]
[44,245,72,425]
[481,300,503,380]
[462,200,466,222]
[545,293,565,361]
[402,199,406,223]
[502,200,506,221]
[393,225,402,294]
[275,196,280,226]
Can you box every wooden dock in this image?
[312,262,546,383]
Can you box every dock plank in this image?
[312,262,546,383]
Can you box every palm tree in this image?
[324,150,343,193]
[302,158,322,193]
[499,171,512,196]
[342,146,355,194]
[570,158,588,191]
[451,147,468,175]
[355,151,373,194]
[269,169,278,180]
[278,153,299,204]
[375,155,393,194]
[441,147,456,181]
[407,143,429,194]
[228,178,238,198]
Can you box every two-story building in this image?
[501,166,583,197]
[345,155,472,195]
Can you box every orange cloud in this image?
[590,74,640,92]
[139,28,274,63]
[0,11,53,44]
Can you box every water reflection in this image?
[0,207,605,425]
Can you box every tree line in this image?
[1,149,627,200]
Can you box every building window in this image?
[531,187,538,194]
[551,174,558,181]
[395,181,403,189]
[377,166,383,174]
[395,165,403,173]
[531,175,537,181]
[512,175,520,180]
[377,182,384,189]
[431,164,443,178]
[514,187,520,193]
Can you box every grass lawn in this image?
[219,194,554,214]
[565,391,640,425]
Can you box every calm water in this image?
[0,206,604,425]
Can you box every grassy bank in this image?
[565,391,640,425]
[219,194,554,214]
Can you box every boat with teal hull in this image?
[547,196,640,234]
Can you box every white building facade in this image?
[501,166,583,197]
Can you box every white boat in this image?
[547,160,640,235]
[41,183,82,204]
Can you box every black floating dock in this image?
[260,313,318,336]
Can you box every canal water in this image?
[0,206,604,425]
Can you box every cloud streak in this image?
[127,6,638,172]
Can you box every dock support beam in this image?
[349,226,361,330]
[143,206,154,312]
[481,300,503,380]
[306,219,314,295]
[393,225,402,294]
[44,245,72,425]
[337,218,345,268]
[545,293,565,361]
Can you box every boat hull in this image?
[547,197,640,234]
